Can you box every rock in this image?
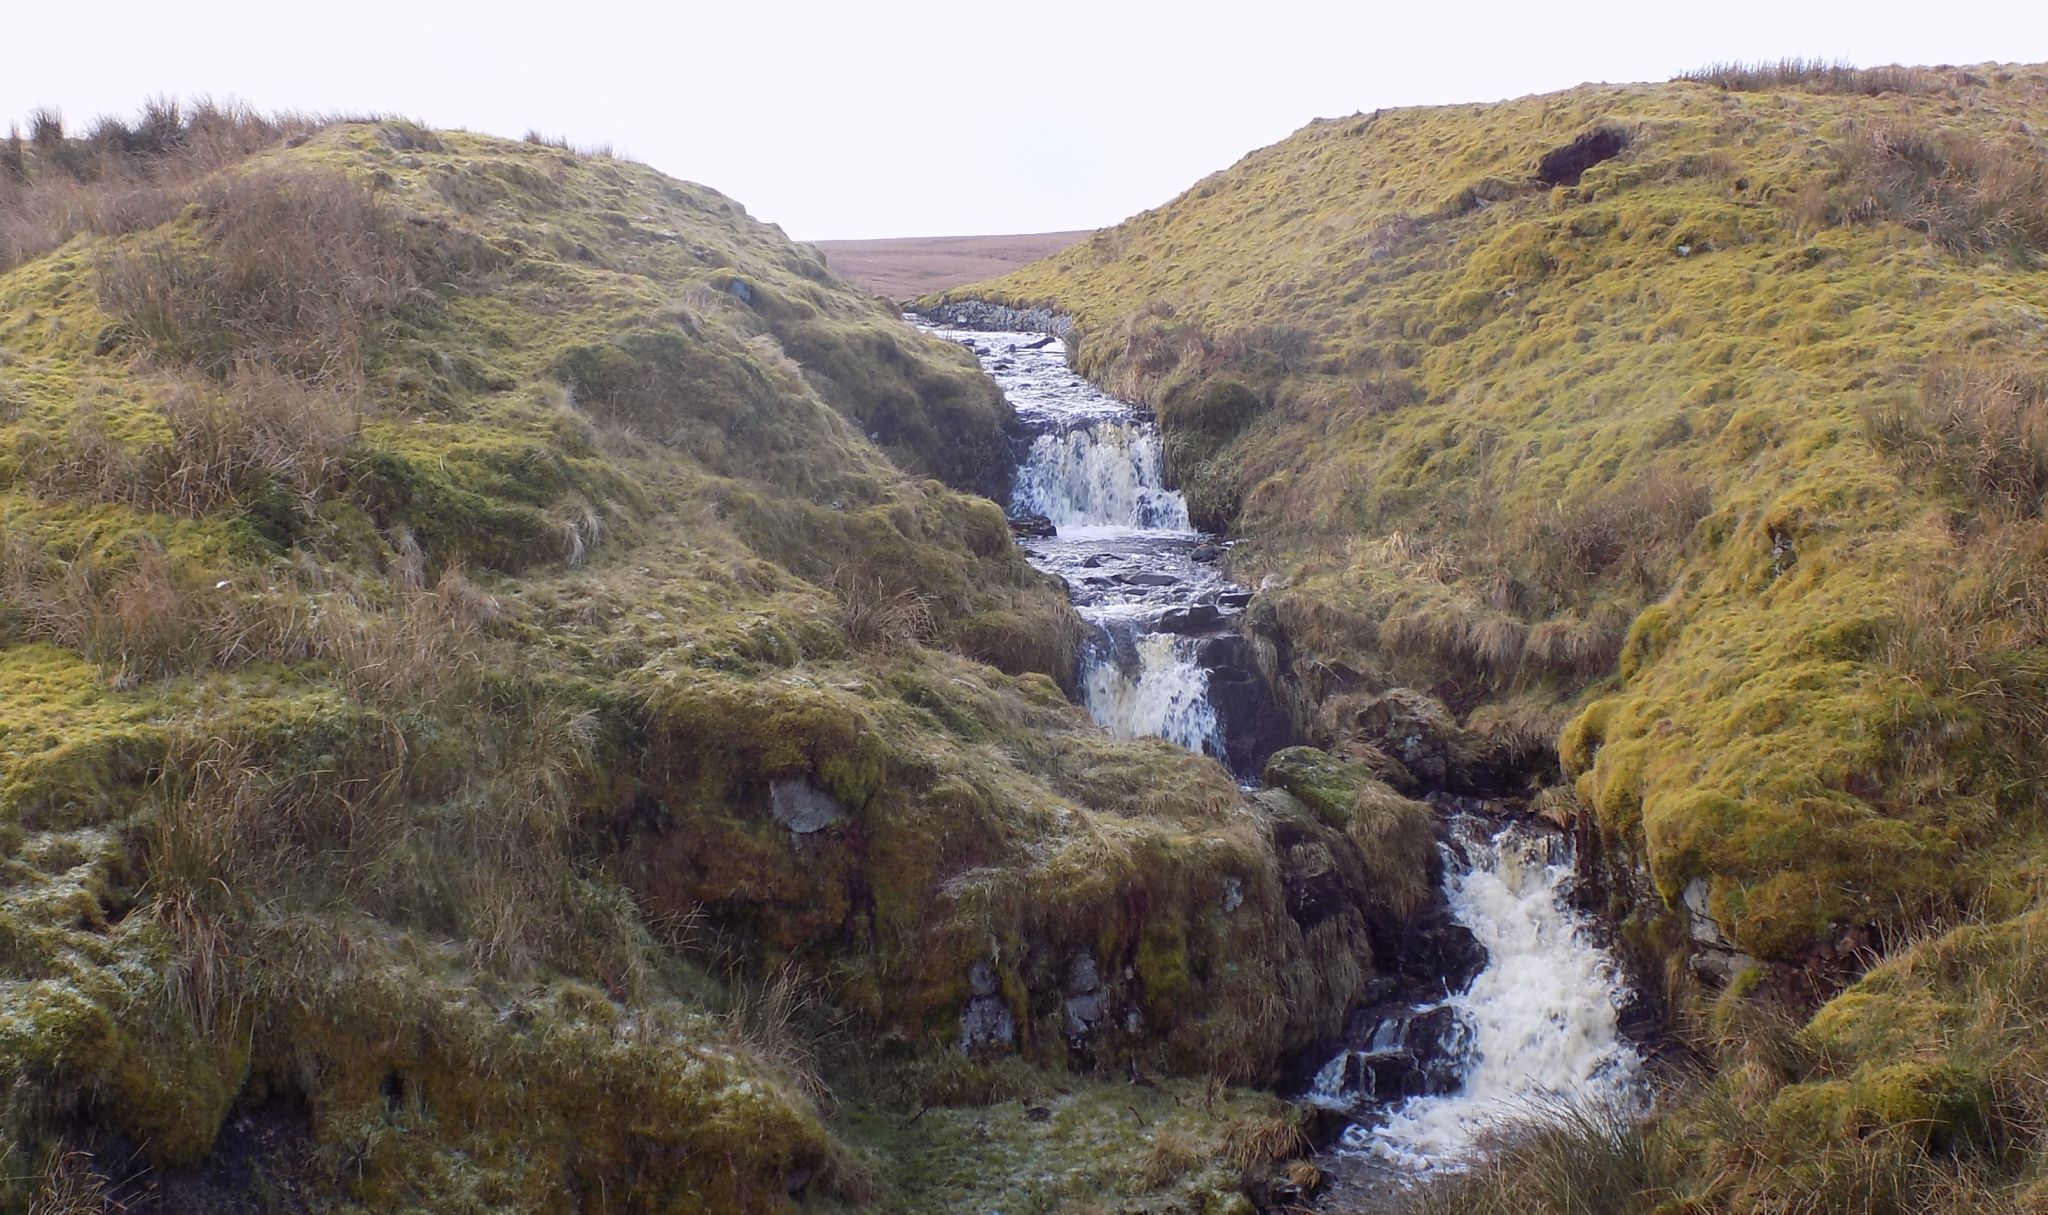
[1119,571,1180,587]
[1024,335,1056,350]
[1068,953,1100,993]
[1080,553,1119,568]
[724,278,754,305]
[1681,878,1734,949]
[1191,543,1223,563]
[1690,948,1762,986]
[1157,604,1223,633]
[991,359,1014,370]
[1221,876,1245,913]
[960,959,1015,1051]
[1217,589,1253,609]
[1343,1003,1474,1100]
[960,994,1015,1052]
[912,300,1075,340]
[1199,635,1297,777]
[1064,990,1106,1039]
[1009,514,1057,538]
[768,778,847,834]
[1352,689,1460,788]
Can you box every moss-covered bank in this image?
[940,61,2048,1210]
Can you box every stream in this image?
[919,311,1646,1192]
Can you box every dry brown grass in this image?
[21,367,357,519]
[1222,1111,1310,1171]
[829,566,935,654]
[1835,124,2048,256]
[1869,361,2048,516]
[95,166,486,380]
[1140,1127,1205,1187]
[1677,59,1953,97]
[26,1149,110,1215]
[0,98,359,273]
[724,961,835,1105]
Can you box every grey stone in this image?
[960,994,1015,1051]
[968,959,998,996]
[1158,604,1222,633]
[1064,991,1105,1039]
[1681,878,1734,948]
[1067,953,1100,994]
[1221,876,1245,913]
[768,778,847,834]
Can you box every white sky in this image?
[8,1,2047,240]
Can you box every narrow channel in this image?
[920,307,1647,1189]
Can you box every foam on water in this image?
[1081,631,1224,759]
[1013,420,1191,531]
[1336,820,1645,1172]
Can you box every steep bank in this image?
[0,111,1418,1211]
[940,63,2048,1210]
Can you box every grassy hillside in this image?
[943,62,2048,1211]
[0,106,1417,1211]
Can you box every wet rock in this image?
[1010,513,1057,538]
[913,300,1075,339]
[1347,1004,1473,1099]
[1191,543,1223,563]
[991,359,1014,370]
[1201,635,1297,777]
[1218,590,1253,609]
[1023,335,1056,350]
[1119,571,1181,587]
[1157,604,1222,633]
[1080,553,1119,568]
[768,778,847,834]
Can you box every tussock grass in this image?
[95,166,491,379]
[1834,124,2048,256]
[1676,59,1952,96]
[0,98,381,273]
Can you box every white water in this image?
[1333,819,1644,1172]
[1012,422,1191,532]
[1081,631,1225,758]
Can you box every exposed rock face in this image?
[1352,689,1459,788]
[915,300,1075,338]
[1199,635,1297,779]
[1683,877,1762,985]
[960,960,1017,1052]
[768,778,848,834]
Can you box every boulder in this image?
[768,778,847,834]
[1009,513,1057,538]
[1157,604,1223,633]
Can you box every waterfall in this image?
[1326,818,1645,1172]
[1012,421,1191,532]
[1080,629,1224,759]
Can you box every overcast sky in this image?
[8,1,2047,240]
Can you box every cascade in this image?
[920,310,1645,1184]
